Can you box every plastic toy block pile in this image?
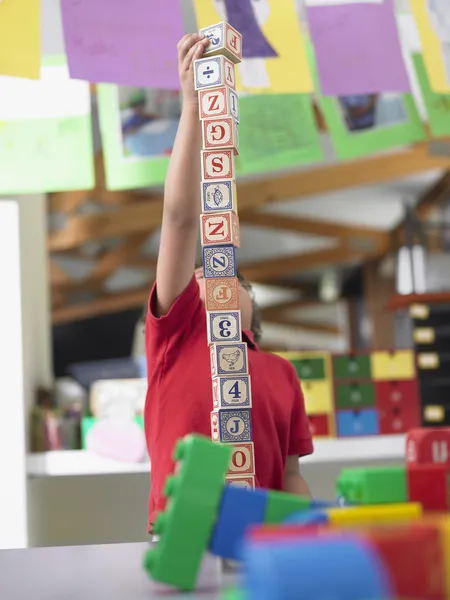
[143,426,450,599]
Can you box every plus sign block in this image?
[212,375,252,409]
[194,56,236,92]
[207,310,242,344]
[205,277,239,311]
[202,116,239,154]
[200,211,240,247]
[201,179,238,214]
[211,408,252,443]
[200,21,243,64]
[199,86,239,123]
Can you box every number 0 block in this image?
[194,56,236,91]
[202,117,239,154]
[210,409,252,443]
[199,86,239,123]
[227,442,255,476]
[201,149,234,181]
[200,211,240,247]
[210,342,248,376]
[212,375,252,409]
[200,21,243,64]
[207,310,242,344]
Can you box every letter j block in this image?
[210,409,252,443]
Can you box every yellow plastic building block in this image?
[328,502,422,527]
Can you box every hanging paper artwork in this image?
[413,53,450,138]
[192,0,313,94]
[0,57,94,194]
[0,0,40,79]
[410,0,450,93]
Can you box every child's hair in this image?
[141,264,262,343]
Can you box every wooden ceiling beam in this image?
[261,298,329,320]
[264,315,340,336]
[239,211,389,251]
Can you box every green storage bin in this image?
[291,358,325,380]
[336,465,407,505]
[333,355,372,380]
[335,382,375,409]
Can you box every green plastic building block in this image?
[264,489,311,524]
[143,434,231,591]
[336,465,407,505]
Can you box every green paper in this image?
[307,45,425,160]
[236,94,323,176]
[97,84,177,190]
[0,56,94,195]
[413,53,450,138]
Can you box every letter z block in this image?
[202,245,237,279]
[200,21,243,64]
[143,434,231,591]
[202,149,235,181]
[194,56,236,91]
[199,86,239,123]
[201,211,240,248]
[203,117,239,154]
[209,485,268,560]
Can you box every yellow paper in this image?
[410,0,450,93]
[192,0,313,94]
[0,0,40,79]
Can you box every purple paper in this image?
[306,0,410,96]
[223,0,278,59]
[61,0,184,89]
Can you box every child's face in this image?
[194,267,253,331]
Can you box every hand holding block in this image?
[210,342,249,375]
[207,310,242,344]
[201,179,237,214]
[200,21,242,64]
[201,211,240,247]
[211,408,252,443]
[194,56,236,91]
[213,375,252,409]
[202,245,237,279]
[199,86,239,123]
[202,149,234,180]
[228,442,255,476]
[225,475,255,489]
[203,117,239,154]
[205,277,239,311]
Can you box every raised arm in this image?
[155,34,209,317]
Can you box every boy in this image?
[144,33,313,534]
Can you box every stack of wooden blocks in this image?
[193,22,255,489]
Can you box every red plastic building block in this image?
[407,463,450,511]
[406,427,450,465]
[247,523,323,542]
[362,523,444,600]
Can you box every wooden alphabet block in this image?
[201,149,234,181]
[212,375,252,409]
[210,408,252,443]
[202,245,237,279]
[225,475,255,489]
[199,86,239,123]
[200,211,240,247]
[205,277,239,311]
[227,442,255,476]
[210,342,249,376]
[207,310,242,344]
[201,179,238,215]
[194,56,236,92]
[202,117,239,154]
[200,21,243,64]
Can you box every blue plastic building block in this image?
[283,509,329,525]
[209,485,268,560]
[241,534,394,600]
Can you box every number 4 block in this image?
[212,375,252,408]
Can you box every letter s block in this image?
[201,149,234,181]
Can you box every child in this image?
[144,33,313,534]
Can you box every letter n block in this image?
[200,211,240,247]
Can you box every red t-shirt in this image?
[144,276,313,530]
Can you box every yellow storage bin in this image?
[370,350,415,381]
[301,379,333,414]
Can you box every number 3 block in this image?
[207,310,242,344]
[212,375,252,409]
[210,409,252,443]
[202,117,239,154]
[227,442,255,476]
[200,211,240,247]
